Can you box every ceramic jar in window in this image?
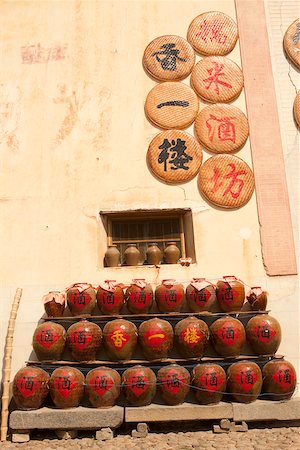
[124,244,140,266]
[104,245,120,267]
[163,241,180,264]
[146,243,162,265]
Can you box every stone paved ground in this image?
[1,422,300,450]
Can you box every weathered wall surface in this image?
[0,0,299,395]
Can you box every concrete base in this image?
[11,430,30,443]
[232,398,300,422]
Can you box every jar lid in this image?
[191,56,243,103]
[194,103,249,154]
[198,154,255,208]
[143,35,195,81]
[145,81,199,129]
[187,11,238,56]
[283,18,300,69]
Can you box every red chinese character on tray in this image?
[206,114,236,143]
[203,62,232,95]
[210,163,247,199]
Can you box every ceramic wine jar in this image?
[97,281,125,315]
[49,366,85,408]
[262,360,297,400]
[246,287,268,311]
[210,317,246,357]
[43,291,66,317]
[174,317,209,358]
[227,361,262,403]
[32,322,66,361]
[13,367,50,410]
[104,245,120,267]
[216,276,245,312]
[146,243,162,265]
[103,319,138,360]
[125,279,153,314]
[66,283,96,316]
[163,241,180,263]
[124,244,140,266]
[155,279,184,313]
[157,364,190,405]
[192,363,227,405]
[246,314,281,355]
[66,320,102,362]
[85,367,121,407]
[139,318,174,360]
[122,365,156,406]
[186,279,216,312]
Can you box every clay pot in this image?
[104,245,120,267]
[124,244,140,266]
[192,363,227,405]
[103,319,137,361]
[262,360,297,401]
[43,291,66,317]
[32,322,66,361]
[216,276,245,312]
[163,241,180,264]
[227,361,262,403]
[155,280,184,313]
[157,364,190,405]
[125,279,153,314]
[210,317,246,357]
[49,366,85,408]
[66,320,102,362]
[146,243,162,265]
[246,314,281,356]
[13,367,50,410]
[246,287,268,311]
[122,365,156,406]
[97,283,125,315]
[66,284,96,316]
[85,367,121,408]
[139,318,174,360]
[186,279,216,312]
[174,317,209,358]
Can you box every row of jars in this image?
[104,241,181,267]
[13,359,297,411]
[44,277,267,317]
[33,315,281,362]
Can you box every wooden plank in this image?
[235,0,297,276]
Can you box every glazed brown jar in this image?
[174,317,209,358]
[125,279,153,314]
[155,279,184,313]
[66,283,96,316]
[246,314,281,356]
[66,320,102,362]
[186,278,216,312]
[163,241,180,264]
[139,318,174,360]
[246,287,268,311]
[157,364,190,405]
[262,360,297,401]
[216,276,245,312]
[97,281,125,315]
[227,361,262,403]
[85,367,121,408]
[124,244,140,266]
[32,322,66,361]
[43,291,66,317]
[122,365,156,406]
[13,367,50,410]
[192,363,227,405]
[103,319,138,361]
[210,316,246,357]
[104,245,120,267]
[49,366,85,408]
[146,243,162,265]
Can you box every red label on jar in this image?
[16,376,39,398]
[253,323,276,343]
[108,328,129,351]
[69,329,93,350]
[219,286,238,305]
[128,290,152,310]
[180,326,203,348]
[89,374,114,397]
[144,325,167,348]
[164,288,183,306]
[199,370,225,393]
[99,291,122,311]
[161,369,184,394]
[235,369,258,391]
[69,291,92,311]
[190,288,212,305]
[54,375,77,398]
[272,367,296,389]
[36,328,60,349]
[126,375,149,397]
[216,322,241,346]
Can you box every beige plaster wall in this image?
[0,0,299,397]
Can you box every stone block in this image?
[11,430,30,443]
[125,402,233,423]
[132,422,148,438]
[10,406,124,431]
[233,398,300,422]
[55,430,78,439]
[96,427,114,441]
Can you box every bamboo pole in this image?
[1,288,23,442]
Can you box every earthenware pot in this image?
[104,245,120,267]
[216,276,245,312]
[103,319,137,361]
[139,318,174,360]
[157,364,190,405]
[97,281,125,315]
[262,360,297,401]
[13,367,50,410]
[125,279,153,314]
[192,363,227,405]
[66,283,96,316]
[43,291,66,317]
[246,314,281,355]
[146,243,162,265]
[227,361,262,403]
[66,320,102,362]
[122,365,156,406]
[186,279,216,312]
[163,241,180,264]
[32,322,66,361]
[85,367,121,407]
[246,287,268,311]
[210,317,246,357]
[124,244,140,266]
[49,366,85,408]
[155,279,184,313]
[174,317,209,358]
